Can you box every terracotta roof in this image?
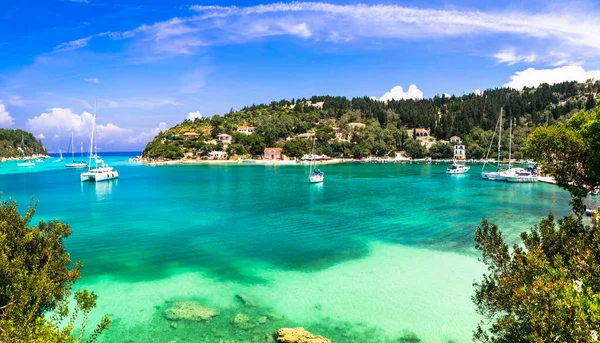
[264,148,282,152]
[217,133,231,137]
[237,126,256,130]
[451,135,460,139]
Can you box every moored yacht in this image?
[80,100,119,182]
[308,138,324,183]
[482,108,507,180]
[504,168,538,183]
[446,161,470,174]
[80,157,119,182]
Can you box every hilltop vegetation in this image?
[0,129,47,158]
[142,80,599,160]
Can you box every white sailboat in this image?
[482,108,507,180]
[33,144,44,162]
[65,133,88,168]
[80,100,119,182]
[308,138,324,183]
[17,137,35,167]
[54,148,63,162]
[499,119,538,183]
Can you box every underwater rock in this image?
[257,316,267,325]
[232,313,254,330]
[163,301,218,322]
[276,328,331,343]
[235,293,256,307]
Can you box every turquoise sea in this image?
[0,154,576,342]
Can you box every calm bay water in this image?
[0,155,573,342]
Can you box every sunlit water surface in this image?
[0,155,576,342]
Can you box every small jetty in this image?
[538,176,556,185]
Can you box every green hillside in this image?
[142,81,599,160]
[0,129,47,158]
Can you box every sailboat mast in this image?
[71,132,75,160]
[498,108,502,169]
[88,100,96,168]
[508,118,512,169]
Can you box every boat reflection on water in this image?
[82,178,118,201]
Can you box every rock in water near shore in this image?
[231,313,254,330]
[163,301,218,321]
[276,328,331,343]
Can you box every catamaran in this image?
[17,137,35,167]
[80,101,119,182]
[308,138,324,183]
[65,133,88,168]
[482,108,507,180]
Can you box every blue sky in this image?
[1,0,600,151]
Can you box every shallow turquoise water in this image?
[0,156,573,342]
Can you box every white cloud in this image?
[492,48,536,65]
[442,93,451,98]
[0,102,15,127]
[0,94,27,107]
[96,123,129,144]
[126,122,168,144]
[26,107,161,148]
[85,77,100,83]
[54,2,600,63]
[180,68,209,93]
[187,111,202,120]
[505,65,600,89]
[473,89,483,96]
[125,97,184,109]
[54,36,94,51]
[37,133,46,139]
[379,85,423,101]
[27,108,94,136]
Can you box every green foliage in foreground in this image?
[527,99,600,212]
[473,214,600,343]
[0,129,47,158]
[0,198,109,343]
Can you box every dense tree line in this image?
[143,81,596,160]
[0,129,47,158]
[473,98,600,342]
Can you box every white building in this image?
[453,145,466,160]
[236,126,256,135]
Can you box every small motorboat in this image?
[446,161,470,174]
[585,208,594,216]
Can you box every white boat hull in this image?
[81,168,119,182]
[309,175,324,183]
[65,163,89,168]
[506,176,538,183]
[482,171,507,181]
[17,161,35,167]
[447,169,469,174]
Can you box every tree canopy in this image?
[0,198,109,342]
[473,215,600,343]
[143,81,595,160]
[0,129,47,158]
[526,99,600,212]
